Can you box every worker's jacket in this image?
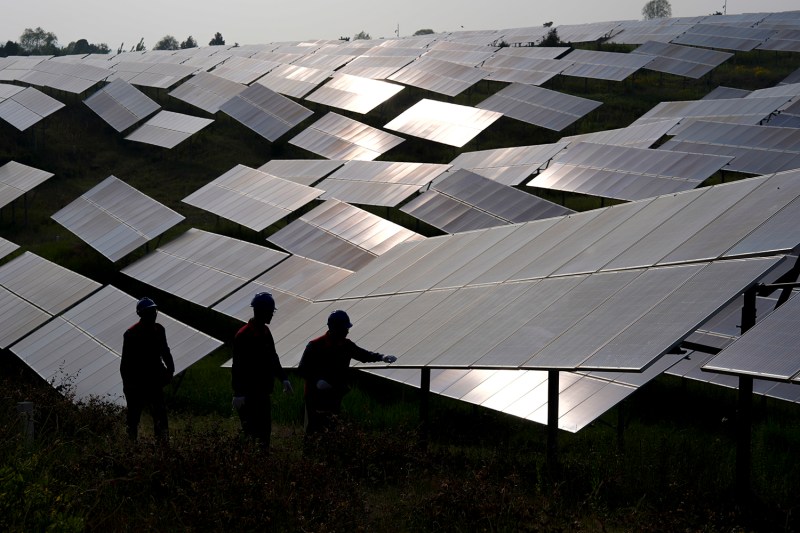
[231,319,288,400]
[120,321,174,392]
[298,332,382,401]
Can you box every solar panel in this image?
[606,18,697,45]
[0,86,64,130]
[51,175,185,262]
[290,112,404,160]
[121,228,288,307]
[560,49,654,81]
[209,56,281,84]
[384,99,502,148]
[476,83,601,131]
[527,142,732,201]
[660,121,800,175]
[315,160,449,207]
[561,119,679,149]
[387,57,489,97]
[83,78,159,132]
[0,286,51,349]
[0,252,100,314]
[0,237,18,260]
[632,95,793,131]
[125,110,214,148]
[257,159,344,186]
[10,285,223,405]
[168,71,246,114]
[449,142,569,186]
[182,164,323,231]
[633,40,732,78]
[0,161,54,209]
[219,83,313,142]
[254,64,333,99]
[702,86,751,100]
[336,55,416,80]
[267,199,424,271]
[305,73,404,114]
[579,257,782,371]
[402,169,573,233]
[671,23,775,51]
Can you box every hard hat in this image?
[136,297,157,314]
[327,309,352,330]
[250,292,276,310]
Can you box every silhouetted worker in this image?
[231,292,293,448]
[298,309,396,435]
[120,297,174,442]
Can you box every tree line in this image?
[0,28,229,57]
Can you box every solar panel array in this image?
[0,86,64,131]
[121,228,288,307]
[528,142,732,201]
[124,110,213,148]
[385,99,502,148]
[561,119,679,149]
[401,169,574,233]
[51,175,185,262]
[219,83,312,142]
[387,57,489,97]
[560,49,655,81]
[477,83,601,131]
[168,71,246,114]
[254,64,333,99]
[671,23,776,51]
[660,121,800,175]
[84,78,160,132]
[633,40,733,78]
[305,74,404,114]
[267,199,425,271]
[182,164,323,231]
[0,161,54,209]
[448,142,569,186]
[315,160,450,207]
[290,112,404,160]
[258,159,344,187]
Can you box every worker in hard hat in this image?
[120,297,175,442]
[231,292,293,449]
[298,309,397,435]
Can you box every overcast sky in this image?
[2,1,798,51]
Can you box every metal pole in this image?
[17,401,34,446]
[735,286,757,504]
[419,367,431,450]
[547,370,559,469]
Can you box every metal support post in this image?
[419,367,431,450]
[547,370,559,469]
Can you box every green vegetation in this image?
[1,42,800,532]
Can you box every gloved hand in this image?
[316,379,333,391]
[382,354,397,363]
[232,396,245,410]
[282,380,294,394]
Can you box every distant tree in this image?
[154,35,179,50]
[209,32,225,46]
[538,27,563,47]
[711,10,723,15]
[339,36,350,41]
[642,0,672,20]
[1,40,20,57]
[131,38,146,52]
[19,27,58,55]
[543,21,554,27]
[353,30,371,40]
[180,36,198,49]
[413,28,434,36]
[64,40,110,55]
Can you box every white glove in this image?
[382,355,397,363]
[282,380,294,394]
[232,396,245,410]
[316,379,333,391]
